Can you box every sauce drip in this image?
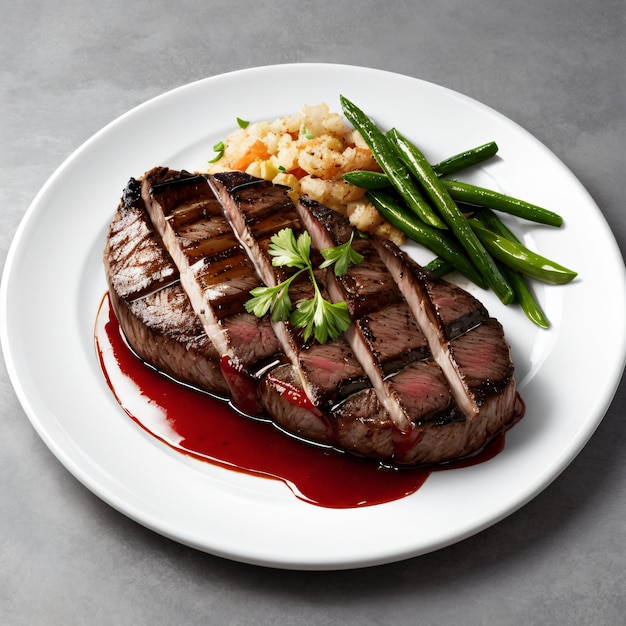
[95,294,522,509]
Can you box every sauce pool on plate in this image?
[95,294,521,509]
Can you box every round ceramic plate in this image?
[2,64,625,570]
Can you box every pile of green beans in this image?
[339,95,577,327]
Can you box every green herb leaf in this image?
[300,124,314,140]
[268,285,293,322]
[268,229,311,269]
[237,117,250,129]
[290,296,317,342]
[208,140,225,163]
[324,299,351,340]
[244,272,302,322]
[245,228,362,344]
[319,232,365,276]
[290,294,350,344]
[245,284,287,319]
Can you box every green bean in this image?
[431,141,499,177]
[468,219,577,284]
[443,179,563,227]
[366,189,486,288]
[340,95,447,229]
[342,170,390,189]
[342,157,563,228]
[472,209,552,327]
[500,263,550,328]
[473,207,521,241]
[388,128,514,304]
[423,256,455,278]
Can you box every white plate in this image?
[2,64,625,570]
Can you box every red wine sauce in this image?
[95,294,523,509]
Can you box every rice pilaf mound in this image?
[205,103,406,245]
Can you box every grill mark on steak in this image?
[208,171,296,282]
[421,272,489,340]
[141,167,282,413]
[144,168,258,318]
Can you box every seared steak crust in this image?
[104,169,519,466]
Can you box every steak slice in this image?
[420,270,489,340]
[373,237,516,419]
[208,171,316,400]
[372,237,480,418]
[104,177,229,396]
[141,167,282,414]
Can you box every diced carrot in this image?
[288,167,308,180]
[228,139,271,171]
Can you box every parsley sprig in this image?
[245,228,364,344]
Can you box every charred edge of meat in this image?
[148,172,207,194]
[208,170,293,197]
[298,195,354,245]
[403,253,490,340]
[107,177,181,302]
[121,177,144,210]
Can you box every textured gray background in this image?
[1,1,625,624]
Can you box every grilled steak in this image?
[104,168,519,466]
